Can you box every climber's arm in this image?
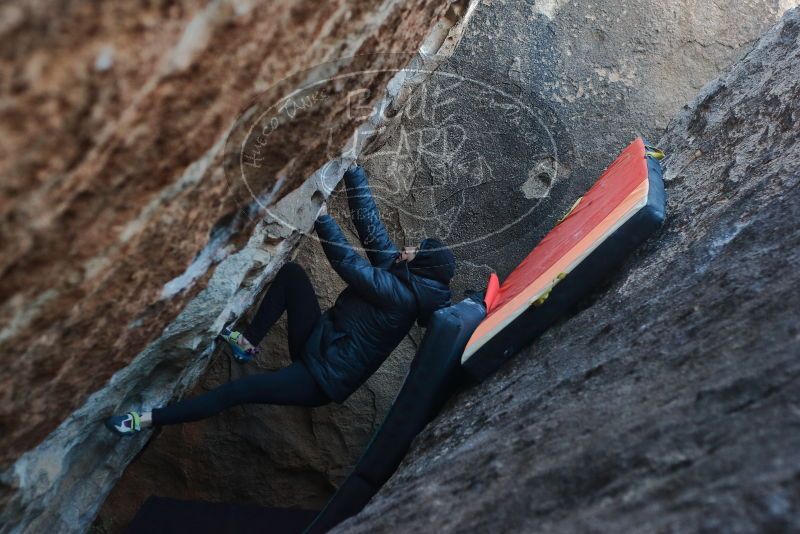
[315,214,406,305]
[343,165,398,268]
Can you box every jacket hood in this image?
[390,261,452,326]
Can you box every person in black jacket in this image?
[105,164,455,435]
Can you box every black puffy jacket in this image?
[302,168,452,402]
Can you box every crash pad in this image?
[462,138,666,379]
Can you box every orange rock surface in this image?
[0,0,446,471]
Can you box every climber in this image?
[105,164,456,435]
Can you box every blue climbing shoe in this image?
[105,411,142,436]
[219,327,259,363]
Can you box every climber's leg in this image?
[243,261,321,361]
[149,361,329,427]
[104,362,328,435]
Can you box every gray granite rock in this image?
[352,0,798,290]
[334,8,800,533]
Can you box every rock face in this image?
[352,0,800,288]
[0,0,471,532]
[0,0,449,471]
[98,0,799,530]
[281,0,800,335]
[2,0,797,533]
[335,8,800,532]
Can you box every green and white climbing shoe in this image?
[219,327,260,363]
[105,411,142,436]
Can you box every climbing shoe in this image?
[105,411,142,436]
[219,327,260,363]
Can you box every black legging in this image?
[152,262,328,426]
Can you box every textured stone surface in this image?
[0,0,468,532]
[99,0,798,530]
[351,0,800,290]
[0,0,451,472]
[335,8,800,532]
[3,0,798,532]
